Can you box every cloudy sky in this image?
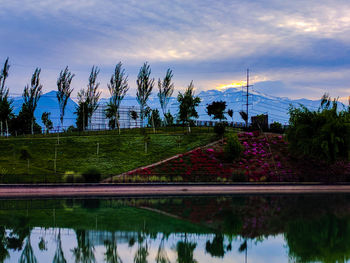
[1,0,350,101]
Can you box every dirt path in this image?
[0,184,350,198]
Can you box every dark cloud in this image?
[0,0,349,99]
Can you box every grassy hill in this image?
[0,127,216,183]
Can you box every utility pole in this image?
[244,69,253,127]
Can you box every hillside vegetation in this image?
[0,128,216,183]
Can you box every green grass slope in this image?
[0,128,215,183]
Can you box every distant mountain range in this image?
[10,88,346,128]
[12,91,77,128]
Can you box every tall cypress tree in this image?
[57,66,74,130]
[105,62,129,133]
[0,57,12,136]
[136,62,154,127]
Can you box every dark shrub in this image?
[214,122,226,137]
[231,172,247,182]
[82,167,101,183]
[19,147,31,160]
[287,95,350,163]
[270,121,284,133]
[66,125,78,132]
[224,133,243,161]
[63,171,83,183]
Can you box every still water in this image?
[0,194,349,263]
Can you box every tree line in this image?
[0,58,225,135]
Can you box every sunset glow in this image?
[216,81,247,91]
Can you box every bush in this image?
[19,147,31,160]
[66,125,78,132]
[287,96,350,163]
[149,176,159,182]
[63,171,83,183]
[224,133,243,161]
[214,122,226,137]
[160,176,167,182]
[81,167,101,183]
[231,172,247,182]
[173,176,183,182]
[270,122,284,133]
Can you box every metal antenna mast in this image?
[244,68,253,127]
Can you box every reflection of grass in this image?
[0,128,215,183]
[0,200,211,234]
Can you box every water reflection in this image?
[0,195,349,262]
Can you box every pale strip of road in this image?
[0,184,350,198]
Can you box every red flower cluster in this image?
[234,132,297,182]
[126,131,302,182]
[127,148,231,181]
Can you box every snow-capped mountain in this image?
[11,87,346,128]
[12,91,77,128]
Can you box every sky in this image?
[1,0,350,102]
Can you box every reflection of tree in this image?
[156,235,170,263]
[238,239,247,263]
[19,234,37,263]
[7,216,31,251]
[286,214,350,263]
[134,232,148,263]
[72,230,96,263]
[176,235,197,263]
[205,234,225,258]
[38,236,47,251]
[104,232,122,263]
[53,230,67,263]
[0,227,9,263]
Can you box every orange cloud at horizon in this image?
[216,81,247,91]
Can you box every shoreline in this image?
[1,183,350,198]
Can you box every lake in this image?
[0,194,349,262]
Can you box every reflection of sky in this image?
[5,228,289,263]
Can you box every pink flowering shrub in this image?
[127,147,232,182]
[124,130,350,182]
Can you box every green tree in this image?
[129,110,139,128]
[22,68,43,135]
[158,69,174,125]
[106,62,129,133]
[164,112,173,126]
[287,94,350,163]
[41,112,53,134]
[148,109,161,129]
[206,101,227,122]
[0,57,13,136]
[177,81,201,133]
[57,66,74,130]
[136,62,154,127]
[77,66,101,130]
[76,99,89,131]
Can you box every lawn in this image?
[0,127,216,183]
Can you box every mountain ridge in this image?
[9,88,344,128]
